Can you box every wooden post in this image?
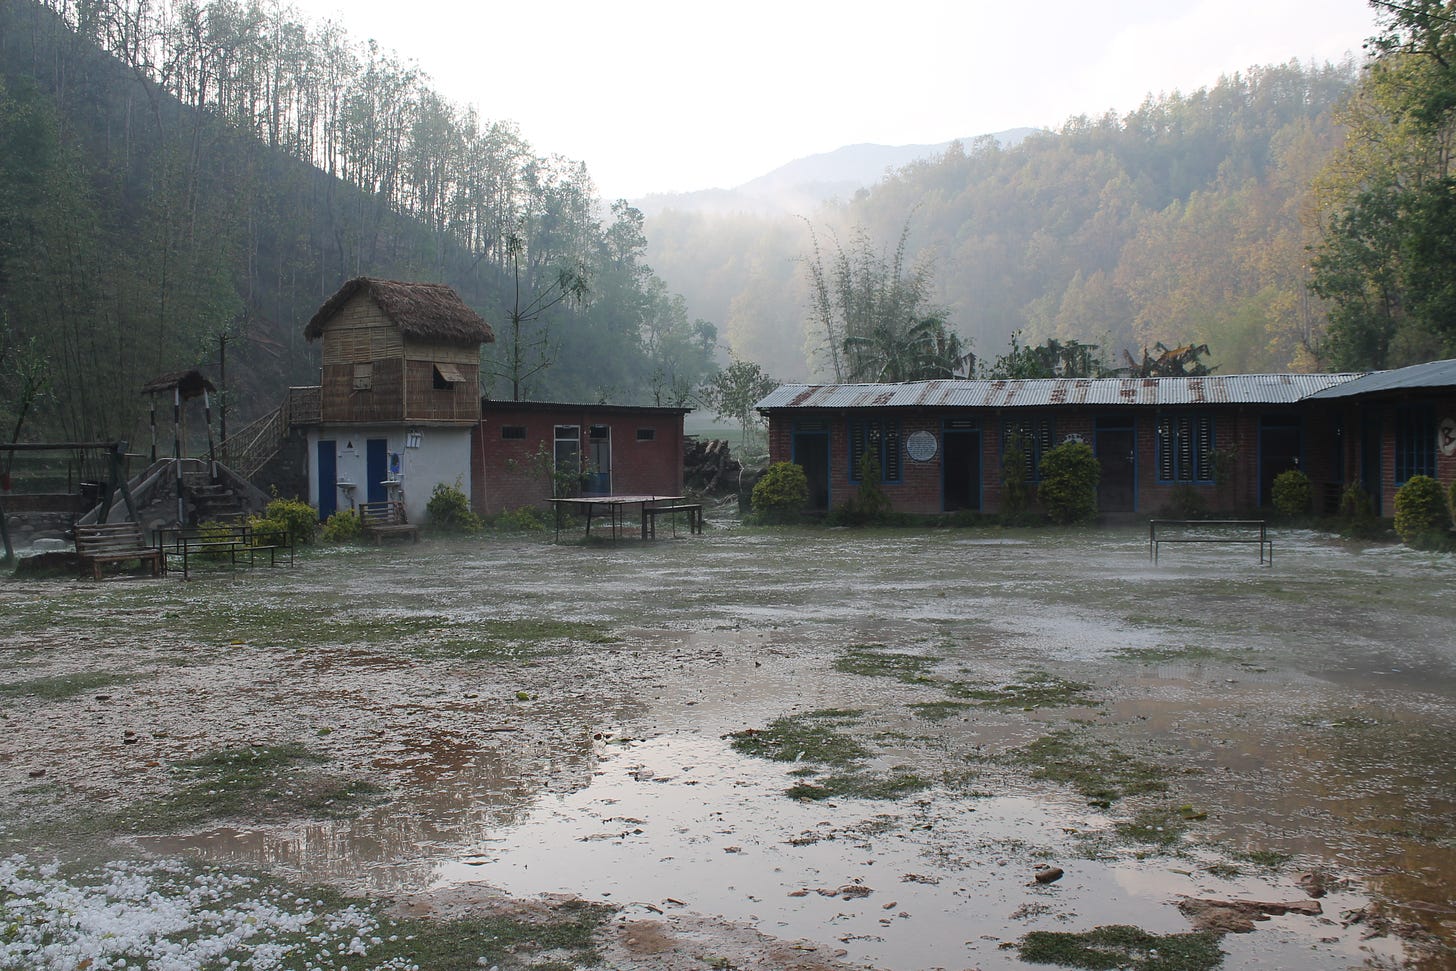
[203,388,217,481]
[174,387,184,525]
[149,395,158,463]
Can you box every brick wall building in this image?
[473,402,688,516]
[757,365,1456,518]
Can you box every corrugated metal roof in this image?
[756,372,1365,411]
[1306,359,1456,399]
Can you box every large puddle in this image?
[13,526,1456,968]
[144,732,1405,969]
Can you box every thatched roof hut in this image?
[140,369,217,400]
[304,278,494,345]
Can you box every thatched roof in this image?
[140,369,217,399]
[303,278,494,345]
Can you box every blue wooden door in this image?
[366,439,388,503]
[317,440,337,521]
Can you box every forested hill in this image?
[645,62,1358,381]
[0,0,716,446]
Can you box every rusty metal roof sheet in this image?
[755,373,1365,411]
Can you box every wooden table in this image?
[549,495,685,542]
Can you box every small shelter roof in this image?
[140,369,217,400]
[755,372,1364,412]
[1306,358,1456,399]
[304,278,494,345]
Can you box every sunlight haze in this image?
[233,0,1373,197]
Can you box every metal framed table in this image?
[548,495,686,542]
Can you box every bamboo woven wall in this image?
[316,293,481,425]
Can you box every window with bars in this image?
[848,417,902,482]
[1001,417,1055,482]
[1395,406,1436,483]
[1156,414,1216,483]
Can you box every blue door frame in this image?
[366,439,388,503]
[317,441,337,521]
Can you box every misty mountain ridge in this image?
[633,128,1039,217]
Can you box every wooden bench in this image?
[642,503,704,538]
[358,500,421,544]
[1149,519,1271,566]
[156,522,295,579]
[74,523,163,580]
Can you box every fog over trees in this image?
[1,0,1446,451]
[646,61,1361,381]
[0,0,715,445]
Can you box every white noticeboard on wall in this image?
[906,430,938,462]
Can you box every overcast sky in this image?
[291,0,1379,200]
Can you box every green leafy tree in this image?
[702,359,780,446]
[804,220,970,382]
[485,230,590,401]
[1310,0,1456,366]
[985,333,1105,379]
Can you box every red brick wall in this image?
[767,405,1366,517]
[473,406,684,515]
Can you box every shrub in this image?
[320,508,361,543]
[1162,484,1207,519]
[831,451,893,525]
[1337,482,1381,538]
[257,496,318,544]
[1393,475,1450,548]
[496,506,547,532]
[751,462,809,522]
[1000,431,1031,520]
[1037,441,1100,524]
[427,478,482,532]
[1270,469,1312,518]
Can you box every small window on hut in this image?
[636,428,656,441]
[501,426,527,440]
[433,363,465,389]
[352,363,373,391]
[589,425,609,440]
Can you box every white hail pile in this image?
[0,856,420,971]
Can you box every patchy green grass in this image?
[1019,924,1224,970]
[1003,730,1168,807]
[948,670,1099,709]
[1114,807,1190,847]
[785,771,931,802]
[909,699,974,721]
[1115,645,1250,665]
[834,644,938,684]
[135,742,377,830]
[1235,848,1292,870]
[728,710,869,767]
[730,710,932,801]
[0,670,138,701]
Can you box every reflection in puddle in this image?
[433,735,1399,971]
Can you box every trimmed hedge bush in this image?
[1037,441,1100,524]
[1393,475,1450,548]
[1270,469,1312,518]
[751,462,809,521]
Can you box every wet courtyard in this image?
[1,524,1453,969]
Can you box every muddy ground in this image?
[1,522,1454,970]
